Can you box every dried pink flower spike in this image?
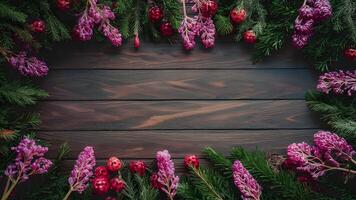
[287,132,356,179]
[8,51,48,77]
[232,160,262,200]
[2,137,52,200]
[63,146,96,200]
[199,17,215,48]
[156,150,179,200]
[317,70,356,96]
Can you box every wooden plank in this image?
[41,69,316,100]
[38,130,315,159]
[37,100,320,130]
[45,42,307,69]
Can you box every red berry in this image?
[243,30,257,44]
[30,20,46,33]
[94,166,109,178]
[134,34,140,49]
[150,173,163,189]
[92,177,110,195]
[129,161,146,176]
[107,156,123,172]
[201,0,218,18]
[344,48,356,61]
[184,155,200,168]
[56,0,70,11]
[110,178,126,192]
[160,22,174,37]
[230,9,247,24]
[148,6,163,23]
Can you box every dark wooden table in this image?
[36,41,321,172]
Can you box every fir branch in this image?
[178,177,204,200]
[229,147,317,200]
[0,2,27,23]
[305,91,356,145]
[214,15,233,36]
[0,80,48,106]
[134,174,159,200]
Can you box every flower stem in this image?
[1,177,19,200]
[62,188,73,200]
[192,167,224,200]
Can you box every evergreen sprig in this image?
[229,147,316,200]
[305,91,356,145]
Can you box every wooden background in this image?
[36,41,321,171]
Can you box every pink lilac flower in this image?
[199,17,215,48]
[4,137,52,182]
[287,142,326,179]
[292,0,331,48]
[232,160,262,200]
[100,22,122,47]
[178,16,199,50]
[68,146,96,193]
[74,0,122,46]
[313,0,332,20]
[8,51,48,77]
[314,131,355,166]
[317,70,356,96]
[156,150,179,200]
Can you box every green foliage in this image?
[215,0,267,40]
[252,0,300,62]
[113,0,182,40]
[179,166,238,200]
[229,147,316,200]
[122,169,159,200]
[0,2,27,23]
[305,91,356,145]
[253,0,355,71]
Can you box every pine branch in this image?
[178,177,204,200]
[305,91,356,145]
[0,2,27,23]
[229,147,317,200]
[0,80,48,106]
[214,15,233,36]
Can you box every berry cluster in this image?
[292,0,332,48]
[92,156,125,197]
[148,6,174,37]
[229,8,257,44]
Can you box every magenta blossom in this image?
[156,150,179,200]
[73,0,122,47]
[67,146,96,194]
[317,70,356,96]
[2,137,52,200]
[178,16,199,50]
[232,160,262,200]
[287,131,356,179]
[8,51,48,77]
[199,17,215,48]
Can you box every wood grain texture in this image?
[37,100,320,130]
[38,130,315,159]
[45,42,307,69]
[41,69,316,100]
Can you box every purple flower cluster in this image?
[199,17,215,48]
[5,137,52,182]
[317,70,356,96]
[8,51,48,77]
[73,0,122,46]
[232,161,262,200]
[287,131,355,179]
[178,0,215,50]
[292,0,332,48]
[68,146,96,193]
[156,150,179,199]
